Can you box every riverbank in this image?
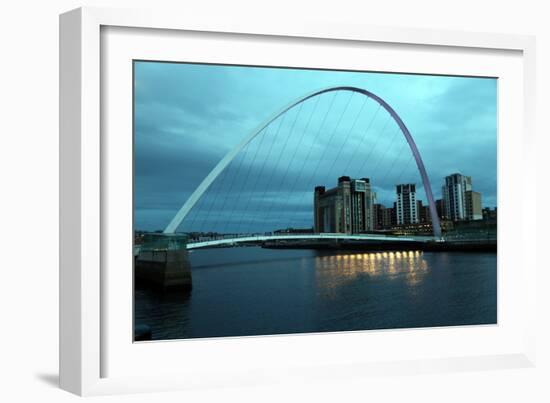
[261,238,496,252]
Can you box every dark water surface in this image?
[134,247,496,340]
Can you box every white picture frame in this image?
[59,6,537,396]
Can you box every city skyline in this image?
[365,171,490,214]
[134,61,497,232]
[312,172,490,236]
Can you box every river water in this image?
[134,247,496,341]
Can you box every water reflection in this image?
[136,248,496,340]
[315,250,429,297]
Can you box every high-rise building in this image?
[373,203,385,230]
[465,190,482,220]
[314,176,375,234]
[386,206,396,228]
[373,203,394,230]
[396,184,418,225]
[442,173,473,221]
[482,207,497,221]
[417,200,431,224]
[435,198,446,220]
[351,178,375,232]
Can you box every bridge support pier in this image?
[135,233,192,291]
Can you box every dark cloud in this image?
[134,62,497,232]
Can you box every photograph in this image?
[1,0,544,399]
[132,61,497,341]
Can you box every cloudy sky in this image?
[134,61,497,233]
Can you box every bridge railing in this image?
[186,233,435,249]
[138,233,189,251]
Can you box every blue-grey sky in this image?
[134,61,497,233]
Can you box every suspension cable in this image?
[259,101,307,231]
[242,95,322,234]
[340,103,381,176]
[210,141,252,235]
[288,91,354,227]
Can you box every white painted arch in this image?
[164,86,442,238]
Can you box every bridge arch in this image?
[164,86,442,239]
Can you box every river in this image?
[134,247,496,340]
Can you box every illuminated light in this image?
[370,254,375,260]
[396,252,401,258]
[389,261,396,272]
[383,252,388,257]
[351,254,356,260]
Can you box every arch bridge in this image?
[187,233,434,250]
[164,86,442,242]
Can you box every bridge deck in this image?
[186,233,434,250]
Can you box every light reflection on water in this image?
[314,251,428,297]
[135,247,496,340]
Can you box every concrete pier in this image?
[135,233,192,291]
